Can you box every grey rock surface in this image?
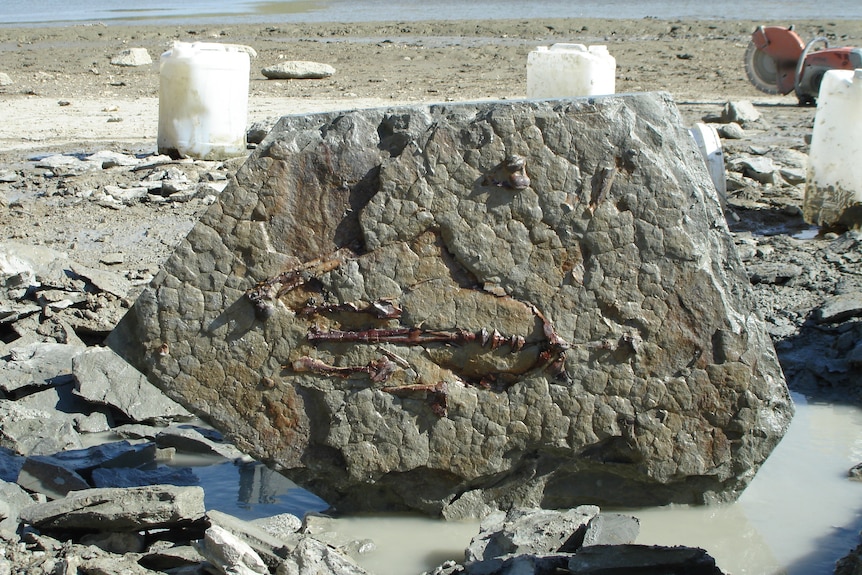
[278,536,371,575]
[194,524,269,575]
[0,480,34,532]
[581,513,640,547]
[0,400,82,456]
[466,506,601,562]
[72,346,191,423]
[17,455,91,500]
[108,94,793,516]
[719,100,762,127]
[253,512,303,540]
[207,509,294,570]
[0,341,83,394]
[0,240,139,341]
[18,484,206,532]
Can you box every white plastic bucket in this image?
[804,68,862,228]
[157,42,251,160]
[689,122,727,208]
[526,43,616,99]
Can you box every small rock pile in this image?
[427,507,724,575]
[24,150,235,207]
[2,485,727,575]
[1,150,246,345]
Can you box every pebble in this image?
[718,122,745,139]
[110,47,153,67]
[720,99,762,127]
[261,61,336,79]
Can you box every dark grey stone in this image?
[747,262,804,284]
[33,440,157,474]
[18,484,206,532]
[155,425,248,460]
[567,544,725,574]
[17,456,91,500]
[0,446,24,483]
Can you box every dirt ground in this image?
[3,17,862,151]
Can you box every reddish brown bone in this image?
[290,356,397,383]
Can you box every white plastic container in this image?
[804,68,862,228]
[689,122,727,208]
[157,42,251,160]
[526,43,616,99]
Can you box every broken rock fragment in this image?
[18,484,206,532]
[261,61,335,79]
[72,346,191,424]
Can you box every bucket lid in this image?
[163,41,257,59]
[548,43,588,52]
[537,44,610,55]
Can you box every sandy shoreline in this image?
[1,18,861,157]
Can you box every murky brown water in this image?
[317,393,862,575]
[82,392,862,573]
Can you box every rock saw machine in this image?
[745,25,862,104]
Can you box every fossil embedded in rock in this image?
[483,154,531,190]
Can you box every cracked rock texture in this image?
[108,93,793,518]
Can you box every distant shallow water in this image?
[2,0,862,27]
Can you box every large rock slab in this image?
[108,94,793,516]
[18,484,206,532]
